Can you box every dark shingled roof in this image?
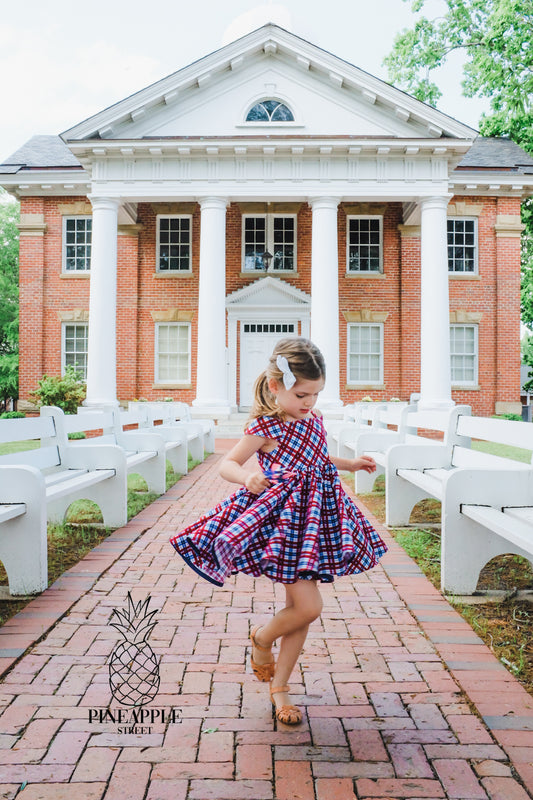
[0,135,81,171]
[457,136,533,172]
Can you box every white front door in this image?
[239,322,297,408]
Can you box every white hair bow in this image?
[276,355,296,390]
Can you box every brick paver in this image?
[1,444,533,799]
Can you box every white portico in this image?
[11,23,492,415]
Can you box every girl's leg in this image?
[254,580,323,712]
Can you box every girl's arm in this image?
[330,454,377,474]
[219,435,272,494]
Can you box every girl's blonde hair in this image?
[249,337,326,420]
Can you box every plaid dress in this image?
[169,413,387,586]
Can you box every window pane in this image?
[158,217,191,271]
[157,324,190,382]
[448,219,477,273]
[64,218,91,271]
[348,324,382,383]
[450,325,477,383]
[63,324,88,379]
[347,218,381,272]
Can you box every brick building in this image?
[1,24,533,416]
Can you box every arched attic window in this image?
[246,99,294,122]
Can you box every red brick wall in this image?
[17,196,523,415]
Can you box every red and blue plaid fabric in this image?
[170,413,387,586]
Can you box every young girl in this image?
[170,338,387,725]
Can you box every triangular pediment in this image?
[62,24,475,144]
[226,276,310,308]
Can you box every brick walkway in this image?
[1,444,533,800]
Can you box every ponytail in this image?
[248,371,281,422]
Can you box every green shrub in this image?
[30,366,86,414]
[0,411,25,419]
[493,413,523,422]
[68,431,87,440]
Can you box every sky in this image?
[0,0,490,163]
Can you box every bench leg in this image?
[46,473,128,529]
[386,471,430,527]
[0,467,48,595]
[165,443,188,475]
[203,429,215,454]
[441,506,500,595]
[130,453,167,495]
[355,465,383,494]
[187,436,204,463]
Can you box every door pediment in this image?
[226,275,311,310]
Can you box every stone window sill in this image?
[240,271,298,278]
[344,272,386,279]
[60,272,90,278]
[449,273,480,280]
[154,272,194,278]
[152,383,192,390]
[452,384,480,391]
[345,384,386,391]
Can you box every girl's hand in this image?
[245,470,271,494]
[351,455,377,474]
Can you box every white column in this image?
[310,197,342,408]
[419,195,454,410]
[84,196,119,407]
[193,197,231,414]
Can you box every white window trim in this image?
[346,215,384,274]
[62,215,92,273]
[241,213,298,272]
[61,322,88,379]
[347,322,384,385]
[156,214,193,274]
[154,322,191,384]
[447,217,478,275]
[450,323,479,386]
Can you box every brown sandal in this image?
[270,685,302,725]
[250,625,275,682]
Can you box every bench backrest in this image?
[453,414,533,467]
[375,402,416,433]
[0,414,61,470]
[402,404,472,447]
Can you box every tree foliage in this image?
[0,191,19,405]
[384,0,533,325]
[384,0,533,150]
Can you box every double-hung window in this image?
[347,216,383,273]
[242,214,296,271]
[63,217,92,272]
[347,323,384,384]
[450,324,478,386]
[62,323,88,379]
[155,323,191,384]
[157,216,192,273]
[448,218,477,273]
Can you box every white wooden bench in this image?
[343,403,418,493]
[128,401,215,461]
[326,403,387,457]
[0,413,127,595]
[43,406,179,496]
[383,411,533,593]
[127,402,208,460]
[384,405,472,527]
[436,415,533,594]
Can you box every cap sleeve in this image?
[244,415,284,439]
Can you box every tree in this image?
[384,0,533,149]
[384,0,533,324]
[0,190,19,408]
